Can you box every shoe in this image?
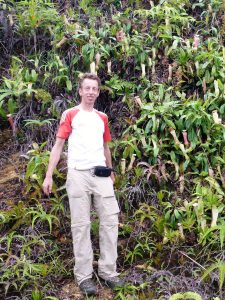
[79,278,97,296]
[100,276,124,289]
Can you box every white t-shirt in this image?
[56,106,111,169]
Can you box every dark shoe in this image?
[101,276,124,289]
[79,278,97,296]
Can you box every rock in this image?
[0,165,18,184]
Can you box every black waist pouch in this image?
[94,166,113,177]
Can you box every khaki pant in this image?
[66,168,120,284]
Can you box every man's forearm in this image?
[46,138,65,178]
[104,142,115,183]
[46,149,61,177]
[104,143,113,168]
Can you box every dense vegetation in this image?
[0,0,225,299]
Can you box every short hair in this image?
[78,73,101,89]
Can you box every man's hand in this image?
[43,176,53,195]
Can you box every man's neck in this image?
[79,103,94,112]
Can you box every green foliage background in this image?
[0,0,225,299]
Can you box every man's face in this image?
[79,78,100,106]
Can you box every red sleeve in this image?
[103,115,112,142]
[56,110,72,139]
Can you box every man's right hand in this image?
[42,176,53,195]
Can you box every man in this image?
[42,73,123,296]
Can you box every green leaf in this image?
[31,69,38,82]
[169,293,184,300]
[169,292,202,300]
[7,98,17,114]
[174,209,181,220]
[163,116,176,129]
[159,85,164,100]
[4,79,12,90]
[66,79,72,91]
[0,92,13,101]
[219,224,225,249]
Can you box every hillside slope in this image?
[0,0,225,299]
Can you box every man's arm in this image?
[43,137,65,195]
[104,142,115,183]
